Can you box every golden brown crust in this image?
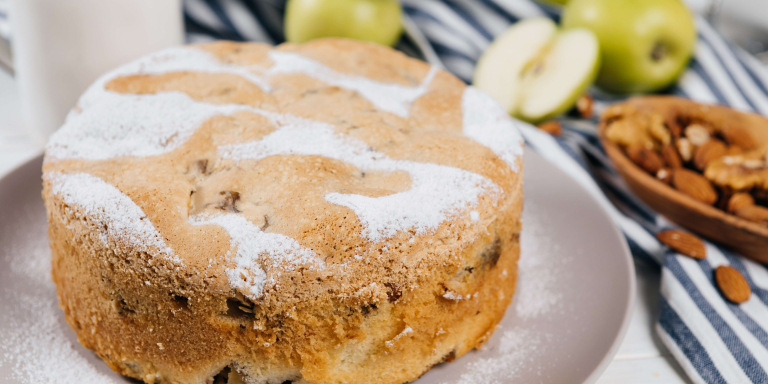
[43,39,522,384]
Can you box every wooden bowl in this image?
[599,96,768,262]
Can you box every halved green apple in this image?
[473,18,600,123]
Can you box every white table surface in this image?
[0,69,690,384]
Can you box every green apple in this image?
[284,0,403,47]
[540,0,570,5]
[562,0,696,94]
[473,18,600,123]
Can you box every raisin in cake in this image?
[42,39,524,384]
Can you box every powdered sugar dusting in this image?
[47,46,441,162]
[47,92,254,161]
[462,87,524,172]
[516,200,564,318]
[0,206,120,383]
[0,292,120,384]
[101,46,440,119]
[189,213,325,300]
[46,45,270,162]
[85,46,271,98]
[219,117,501,241]
[47,172,180,264]
[447,329,544,384]
[268,51,438,118]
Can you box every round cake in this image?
[42,39,523,384]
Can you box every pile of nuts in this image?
[601,103,768,227]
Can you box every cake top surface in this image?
[42,39,522,304]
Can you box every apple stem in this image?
[651,43,667,62]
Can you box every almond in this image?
[627,145,665,174]
[715,265,751,304]
[576,94,594,119]
[694,139,728,170]
[537,121,562,136]
[727,193,755,213]
[722,126,757,150]
[735,205,768,226]
[672,168,718,205]
[661,144,683,168]
[665,116,682,138]
[657,229,706,259]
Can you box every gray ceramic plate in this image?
[0,149,635,384]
